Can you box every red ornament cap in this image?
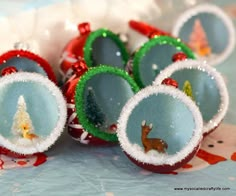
[78,22,91,35]
[72,60,88,77]
[172,52,187,62]
[161,78,178,88]
[1,66,18,76]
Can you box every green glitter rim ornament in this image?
[75,65,140,142]
[132,36,195,88]
[83,29,129,68]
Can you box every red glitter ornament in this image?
[161,78,178,88]
[0,50,56,83]
[1,66,18,76]
[172,52,187,62]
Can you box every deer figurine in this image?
[141,120,168,153]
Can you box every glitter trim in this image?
[83,29,129,68]
[132,36,195,88]
[75,65,140,142]
[0,72,67,155]
[172,3,235,66]
[154,59,229,134]
[0,50,57,84]
[117,85,203,166]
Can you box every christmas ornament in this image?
[117,85,203,173]
[131,35,195,87]
[60,22,129,82]
[172,3,235,65]
[0,72,67,154]
[154,59,229,136]
[0,49,57,83]
[64,65,139,145]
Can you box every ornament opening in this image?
[154,59,229,135]
[132,36,195,88]
[75,66,139,142]
[0,73,66,154]
[84,29,129,69]
[172,3,235,66]
[0,50,56,83]
[117,85,203,173]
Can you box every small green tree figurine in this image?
[85,87,106,127]
[183,80,194,100]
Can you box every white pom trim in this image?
[117,85,203,166]
[154,59,229,135]
[172,3,235,66]
[0,72,67,155]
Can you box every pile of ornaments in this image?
[0,3,234,173]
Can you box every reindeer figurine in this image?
[141,120,168,153]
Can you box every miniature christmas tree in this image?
[11,95,38,140]
[85,87,105,127]
[183,80,194,100]
[188,19,211,57]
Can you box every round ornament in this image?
[172,3,235,65]
[154,59,229,135]
[0,72,67,154]
[117,85,203,173]
[132,35,195,88]
[65,65,139,145]
[0,49,57,83]
[60,22,129,81]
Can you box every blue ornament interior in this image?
[138,44,180,86]
[0,81,59,139]
[171,69,221,123]
[91,37,126,69]
[126,93,196,155]
[83,73,135,132]
[0,57,47,77]
[178,13,228,55]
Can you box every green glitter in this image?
[84,28,129,68]
[132,36,195,88]
[75,65,140,142]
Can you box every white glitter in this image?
[154,59,229,135]
[172,3,235,66]
[117,85,203,166]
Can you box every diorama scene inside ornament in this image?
[85,29,129,69]
[154,60,229,135]
[117,85,203,173]
[0,73,66,154]
[0,50,56,83]
[75,66,139,141]
[60,23,129,81]
[172,4,235,65]
[132,36,195,87]
[75,66,139,142]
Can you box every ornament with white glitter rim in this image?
[117,85,203,173]
[0,72,67,155]
[154,59,229,136]
[172,3,235,66]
